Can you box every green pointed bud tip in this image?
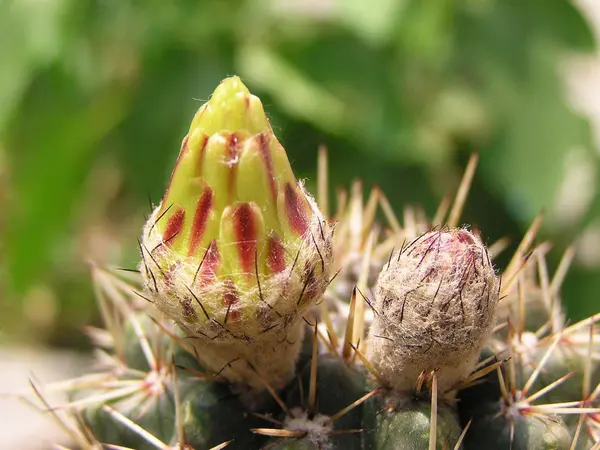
[191,76,271,136]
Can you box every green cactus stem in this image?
[362,393,462,450]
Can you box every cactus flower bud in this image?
[367,228,499,394]
[140,76,333,392]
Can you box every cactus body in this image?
[458,350,574,450]
[265,354,366,450]
[362,394,462,450]
[524,343,594,405]
[178,379,266,449]
[84,386,177,450]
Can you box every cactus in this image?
[25,77,600,449]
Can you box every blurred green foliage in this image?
[2,0,600,346]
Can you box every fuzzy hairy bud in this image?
[140,76,333,391]
[367,228,499,394]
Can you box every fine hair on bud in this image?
[368,228,500,394]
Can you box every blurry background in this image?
[2,0,600,446]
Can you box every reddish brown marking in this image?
[227,133,240,201]
[438,231,476,261]
[284,183,309,235]
[233,204,257,276]
[195,135,209,176]
[189,187,214,256]
[267,234,286,273]
[163,261,181,287]
[197,240,220,287]
[223,279,241,324]
[258,133,278,203]
[424,232,463,257]
[162,135,190,202]
[227,133,240,162]
[180,298,196,318]
[162,207,185,246]
[456,230,475,245]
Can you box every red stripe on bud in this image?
[267,234,286,273]
[197,240,220,287]
[162,135,190,203]
[284,183,309,236]
[227,132,240,164]
[227,133,240,201]
[258,133,277,203]
[196,134,209,175]
[456,230,476,245]
[223,279,241,325]
[189,187,214,256]
[233,203,257,275]
[163,207,185,246]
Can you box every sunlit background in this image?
[2,0,600,447]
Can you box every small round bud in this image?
[368,228,500,393]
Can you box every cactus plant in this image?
[24,76,600,449]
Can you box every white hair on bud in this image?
[367,228,500,394]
